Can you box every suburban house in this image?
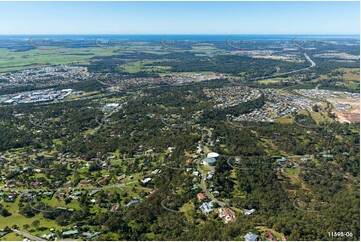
[218,208,236,223]
[142,177,152,184]
[300,157,309,162]
[197,192,206,200]
[262,231,278,241]
[276,157,286,163]
[97,176,110,186]
[62,229,79,238]
[29,181,40,187]
[41,233,56,240]
[117,174,126,181]
[79,179,92,185]
[199,202,213,214]
[82,232,101,239]
[126,198,141,206]
[244,208,256,215]
[15,181,25,186]
[89,190,99,196]
[244,232,258,241]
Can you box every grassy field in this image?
[311,68,360,91]
[0,232,23,241]
[230,169,246,199]
[180,202,196,223]
[120,60,172,74]
[313,68,359,82]
[337,68,360,81]
[47,196,81,210]
[0,195,63,232]
[0,203,64,234]
[0,47,113,73]
[285,167,300,176]
[276,116,293,124]
[191,45,217,50]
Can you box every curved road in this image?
[241,52,316,83]
[196,159,227,207]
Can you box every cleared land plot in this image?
[258,77,291,84]
[329,98,360,123]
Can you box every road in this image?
[195,128,228,207]
[13,229,45,241]
[195,128,246,214]
[196,158,227,207]
[304,52,316,68]
[233,52,316,83]
[91,104,122,135]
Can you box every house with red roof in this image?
[197,192,207,200]
[218,208,236,223]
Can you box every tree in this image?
[31,220,40,230]
[3,226,11,232]
[212,202,220,208]
[0,208,12,217]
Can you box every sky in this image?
[0,1,359,35]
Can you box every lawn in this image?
[283,166,301,186]
[0,211,63,234]
[0,232,23,241]
[180,202,195,222]
[47,196,81,210]
[285,167,300,177]
[201,165,215,173]
[52,139,62,145]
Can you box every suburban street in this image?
[196,158,228,207]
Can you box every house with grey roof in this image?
[244,232,258,241]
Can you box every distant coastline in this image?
[0,34,359,41]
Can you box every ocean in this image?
[0,34,359,41]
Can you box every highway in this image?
[228,51,317,86]
[248,52,316,82]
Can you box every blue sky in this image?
[0,1,359,35]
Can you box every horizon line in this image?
[0,33,359,36]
